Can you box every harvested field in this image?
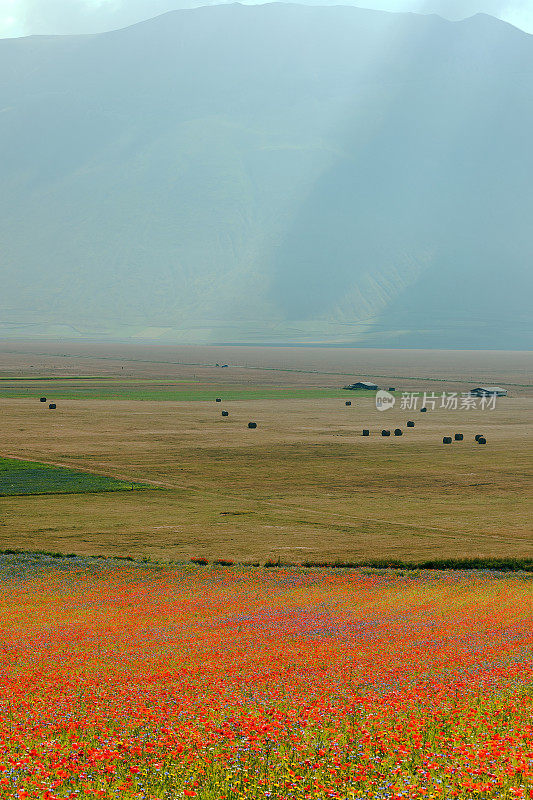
[0,341,531,565]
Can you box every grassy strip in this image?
[0,456,151,496]
[0,388,375,401]
[0,376,116,381]
[0,550,531,572]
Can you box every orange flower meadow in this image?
[0,558,531,800]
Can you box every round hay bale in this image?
[474,434,484,442]
[221,410,229,417]
[345,401,351,406]
[478,437,487,444]
[215,398,222,402]
[248,422,257,429]
[454,433,463,441]
[406,420,415,427]
[39,397,47,402]
[420,407,427,413]
[443,436,452,444]
[48,403,56,409]
[394,428,402,436]
[381,429,391,437]
[362,429,370,436]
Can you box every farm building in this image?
[470,386,507,397]
[343,381,379,391]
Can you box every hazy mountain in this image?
[1,3,532,347]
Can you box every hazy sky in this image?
[0,0,532,38]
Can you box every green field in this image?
[0,457,149,496]
[0,386,376,401]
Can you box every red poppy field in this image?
[1,559,531,800]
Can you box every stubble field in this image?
[0,342,531,565]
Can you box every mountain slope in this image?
[0,4,532,346]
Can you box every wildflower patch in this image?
[0,560,531,799]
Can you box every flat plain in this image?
[0,341,531,564]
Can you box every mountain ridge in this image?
[1,3,532,347]
[2,3,532,43]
